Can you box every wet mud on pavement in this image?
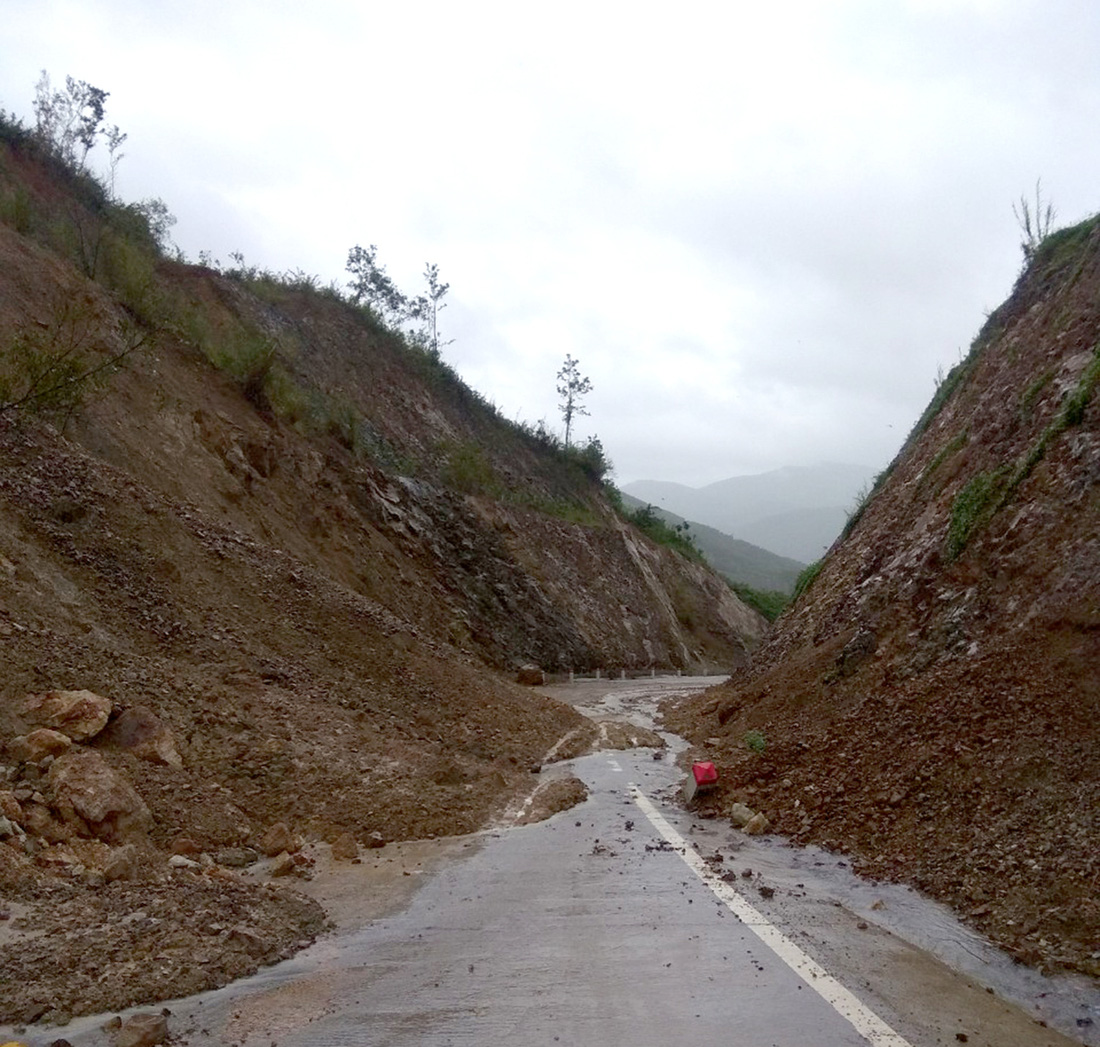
[10,678,1098,1047]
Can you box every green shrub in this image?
[564,435,612,481]
[743,729,767,754]
[627,503,704,562]
[262,361,315,427]
[602,482,624,513]
[324,398,365,453]
[0,297,146,425]
[100,230,163,325]
[0,184,33,233]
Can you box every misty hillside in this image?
[624,462,873,561]
[619,492,804,593]
[667,211,1100,981]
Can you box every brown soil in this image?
[664,217,1100,984]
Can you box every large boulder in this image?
[23,690,112,742]
[0,790,23,821]
[116,1011,169,1047]
[46,750,151,844]
[515,664,546,686]
[331,832,359,861]
[98,706,183,768]
[259,821,299,857]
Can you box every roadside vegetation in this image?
[792,559,823,601]
[946,338,1100,560]
[727,581,788,622]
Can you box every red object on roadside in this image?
[692,761,718,786]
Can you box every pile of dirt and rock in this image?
[665,214,1100,983]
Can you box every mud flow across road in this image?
[13,677,1097,1047]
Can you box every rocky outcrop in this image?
[10,727,72,763]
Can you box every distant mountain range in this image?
[623,463,875,563]
[620,493,805,593]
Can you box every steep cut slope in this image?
[667,215,1100,981]
[0,123,762,1021]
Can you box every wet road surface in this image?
[25,678,1099,1047]
[244,747,883,1046]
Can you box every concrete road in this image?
[40,678,1098,1047]
[249,747,878,1046]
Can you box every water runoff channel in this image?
[30,676,1100,1047]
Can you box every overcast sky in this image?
[4,1,1099,486]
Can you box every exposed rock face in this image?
[0,129,768,1024]
[23,690,112,742]
[667,215,1100,980]
[46,750,152,844]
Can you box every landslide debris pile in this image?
[666,214,1100,981]
[0,112,762,1021]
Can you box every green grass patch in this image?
[729,581,788,622]
[743,729,767,754]
[441,441,501,496]
[1000,341,1100,503]
[944,343,1099,560]
[793,559,823,601]
[946,469,1007,560]
[503,489,602,526]
[920,429,969,490]
[1019,370,1054,419]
